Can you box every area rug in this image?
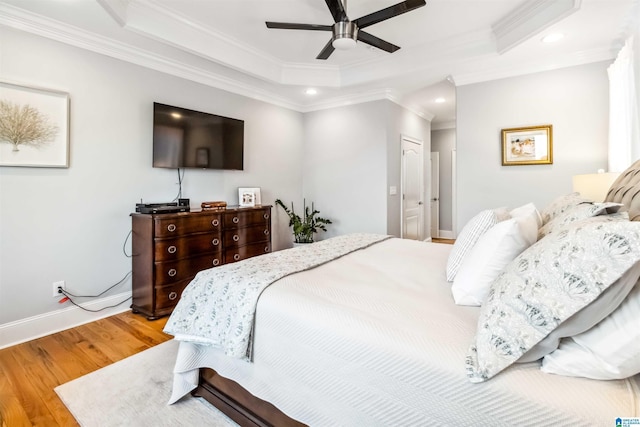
[55,340,238,427]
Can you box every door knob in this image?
[418,201,424,205]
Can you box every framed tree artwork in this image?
[0,81,70,168]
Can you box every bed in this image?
[163,160,640,427]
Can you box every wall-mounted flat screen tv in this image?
[153,102,244,170]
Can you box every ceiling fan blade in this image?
[316,39,335,60]
[354,0,426,29]
[325,0,347,23]
[266,22,333,31]
[357,31,400,53]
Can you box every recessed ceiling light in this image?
[542,33,565,43]
[305,88,318,95]
[435,97,445,103]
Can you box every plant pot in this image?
[293,242,312,248]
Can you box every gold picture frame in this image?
[501,124,553,166]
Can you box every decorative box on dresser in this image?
[131,205,272,319]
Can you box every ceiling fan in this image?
[265,0,427,60]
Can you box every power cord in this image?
[123,230,132,258]
[58,272,133,312]
[172,168,185,202]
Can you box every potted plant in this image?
[275,199,332,244]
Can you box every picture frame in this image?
[238,187,261,207]
[0,81,70,168]
[501,124,553,166]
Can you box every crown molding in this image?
[0,3,303,111]
[431,120,456,131]
[492,0,581,54]
[452,45,615,86]
[0,3,433,117]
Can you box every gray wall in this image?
[0,27,430,332]
[302,100,430,239]
[431,128,455,233]
[456,61,610,229]
[0,28,304,325]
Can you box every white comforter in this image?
[164,233,390,359]
[169,238,640,426]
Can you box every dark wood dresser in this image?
[131,205,271,319]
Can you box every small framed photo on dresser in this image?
[238,187,261,207]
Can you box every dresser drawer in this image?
[154,233,222,261]
[224,224,270,248]
[225,241,271,263]
[155,279,191,310]
[154,214,222,238]
[154,253,222,286]
[223,209,270,229]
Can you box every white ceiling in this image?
[0,0,637,124]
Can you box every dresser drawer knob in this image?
[168,268,177,277]
[233,254,240,261]
[167,224,177,232]
[211,219,219,227]
[263,213,269,219]
[212,259,220,266]
[168,291,178,301]
[232,216,239,224]
[264,246,269,253]
[168,245,177,254]
[263,229,270,235]
[233,234,240,242]
[212,238,220,246]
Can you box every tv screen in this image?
[153,103,244,170]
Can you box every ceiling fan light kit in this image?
[266,0,426,60]
[332,21,358,50]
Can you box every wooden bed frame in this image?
[192,368,305,427]
[189,159,640,426]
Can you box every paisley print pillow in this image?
[465,216,640,383]
[537,202,623,239]
[539,192,589,225]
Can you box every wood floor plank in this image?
[0,346,59,427]
[12,339,78,426]
[0,362,32,427]
[109,312,171,347]
[0,311,171,426]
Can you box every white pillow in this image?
[446,207,509,282]
[541,279,640,380]
[452,211,538,306]
[509,202,542,228]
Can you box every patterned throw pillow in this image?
[539,192,589,225]
[445,208,509,282]
[537,202,624,239]
[465,216,640,383]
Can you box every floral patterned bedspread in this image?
[163,233,392,360]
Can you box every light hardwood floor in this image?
[432,237,455,244]
[0,311,171,427]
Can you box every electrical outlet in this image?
[53,280,66,297]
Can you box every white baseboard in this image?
[0,291,132,350]
[438,230,455,239]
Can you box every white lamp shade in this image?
[572,172,620,202]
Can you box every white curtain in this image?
[608,37,640,172]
